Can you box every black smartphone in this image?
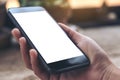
[8,6,90,73]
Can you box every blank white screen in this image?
[13,11,83,63]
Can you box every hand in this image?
[12,23,120,80]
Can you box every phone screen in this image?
[12,10,84,64]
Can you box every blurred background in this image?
[0,0,120,80]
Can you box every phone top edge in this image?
[8,6,45,13]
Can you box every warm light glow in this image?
[105,0,120,7]
[6,0,20,10]
[68,0,104,9]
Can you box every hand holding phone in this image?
[11,7,118,80]
[8,7,90,73]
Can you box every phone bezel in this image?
[8,6,90,73]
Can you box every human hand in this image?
[12,23,120,80]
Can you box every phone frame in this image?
[8,6,90,73]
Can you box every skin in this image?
[12,23,120,80]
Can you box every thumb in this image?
[58,23,83,45]
[58,23,76,36]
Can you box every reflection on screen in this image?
[13,11,83,63]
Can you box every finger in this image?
[59,23,92,61]
[58,23,78,37]
[58,23,84,47]
[11,28,21,42]
[19,37,32,70]
[30,49,49,80]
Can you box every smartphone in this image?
[8,7,90,73]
